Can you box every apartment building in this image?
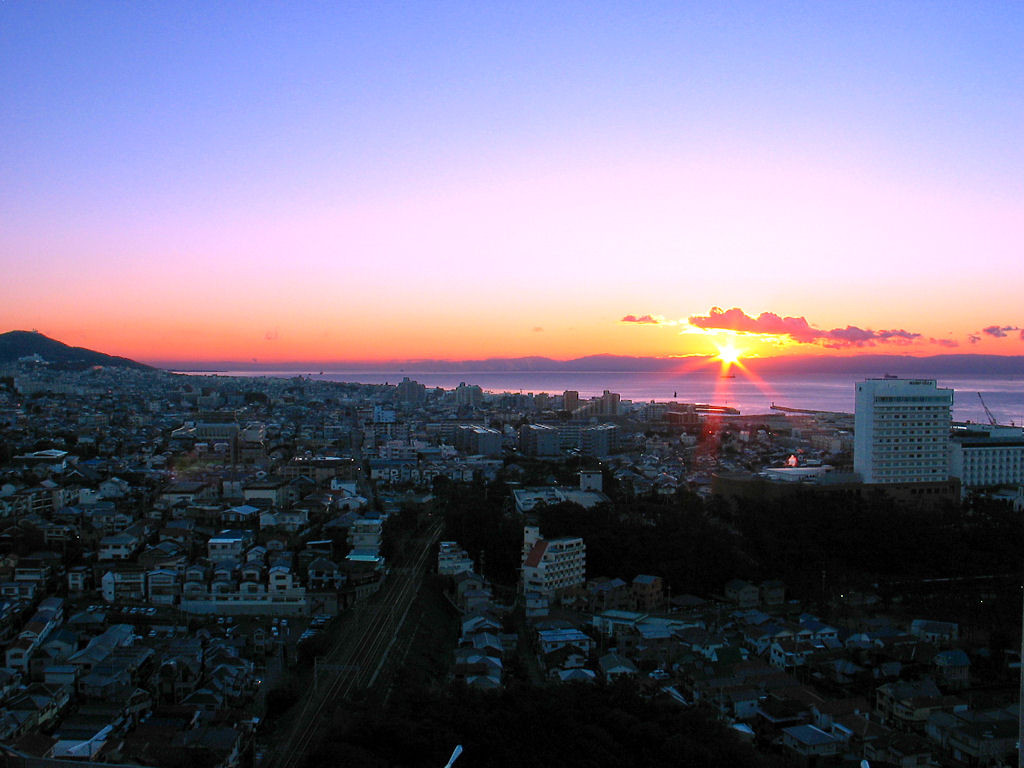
[522,525,586,597]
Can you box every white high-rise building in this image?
[854,378,953,484]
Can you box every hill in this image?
[0,330,150,370]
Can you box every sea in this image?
[180,369,1024,424]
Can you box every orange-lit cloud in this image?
[686,307,922,348]
[929,338,959,348]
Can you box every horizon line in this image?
[142,351,1024,368]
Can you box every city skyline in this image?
[2,2,1023,364]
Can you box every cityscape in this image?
[3,2,1024,767]
[0,340,1023,766]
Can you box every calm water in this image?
[190,369,1024,424]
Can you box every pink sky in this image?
[2,3,1022,363]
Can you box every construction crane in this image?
[977,392,998,426]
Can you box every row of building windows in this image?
[873,396,949,403]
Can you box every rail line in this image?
[267,520,443,768]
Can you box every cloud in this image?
[621,314,665,324]
[687,307,819,341]
[968,335,982,344]
[264,328,279,341]
[532,326,544,332]
[982,324,1020,338]
[929,338,959,348]
[686,307,922,348]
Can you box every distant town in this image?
[0,348,1022,767]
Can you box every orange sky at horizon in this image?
[12,309,1022,365]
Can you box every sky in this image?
[2,2,1023,365]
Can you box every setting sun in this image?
[715,341,744,366]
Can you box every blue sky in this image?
[2,2,1022,362]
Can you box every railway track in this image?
[267,520,443,768]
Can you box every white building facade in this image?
[949,423,1024,491]
[854,378,952,484]
[522,525,586,596]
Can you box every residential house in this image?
[207,529,253,562]
[147,569,180,604]
[306,558,342,591]
[910,619,958,644]
[933,649,970,689]
[863,730,934,768]
[598,652,638,680]
[759,580,785,606]
[582,577,632,613]
[243,478,289,507]
[268,565,296,592]
[160,482,213,507]
[535,627,595,657]
[927,708,1017,767]
[67,566,92,595]
[437,541,475,576]
[781,724,841,764]
[724,579,760,608]
[875,678,962,731]
[632,574,663,612]
[259,507,309,532]
[98,529,143,561]
[452,647,502,689]
[101,569,147,603]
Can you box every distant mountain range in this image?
[0,330,150,370]
[154,352,1024,376]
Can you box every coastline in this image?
[168,368,1024,425]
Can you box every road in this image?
[265,519,443,768]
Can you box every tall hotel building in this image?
[854,378,953,485]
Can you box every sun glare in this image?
[715,342,744,366]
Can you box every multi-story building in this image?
[598,390,620,417]
[522,525,586,597]
[580,424,620,457]
[397,376,426,405]
[518,423,560,456]
[579,470,603,492]
[101,568,147,602]
[243,477,289,507]
[854,378,952,484]
[563,390,580,413]
[454,382,483,408]
[949,423,1024,492]
[348,516,383,550]
[194,410,240,441]
[280,456,358,484]
[631,574,663,612]
[437,541,475,576]
[455,425,503,457]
